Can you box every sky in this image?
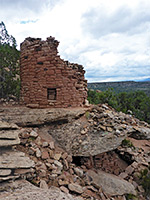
[0,0,150,82]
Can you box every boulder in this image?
[87,170,136,196]
[130,127,150,139]
[40,180,49,189]
[68,183,84,194]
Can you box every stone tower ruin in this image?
[20,36,87,108]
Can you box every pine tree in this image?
[0,22,20,99]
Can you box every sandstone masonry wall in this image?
[20,36,87,108]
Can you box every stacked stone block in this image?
[20,36,87,108]
[0,121,34,182]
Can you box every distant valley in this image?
[88,81,150,95]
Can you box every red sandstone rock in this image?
[41,150,50,160]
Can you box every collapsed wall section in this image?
[20,36,87,108]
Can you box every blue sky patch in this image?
[20,19,38,24]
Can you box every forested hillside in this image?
[88,89,150,124]
[88,81,150,95]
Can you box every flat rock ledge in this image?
[0,106,87,127]
[0,150,35,169]
[0,121,18,130]
[0,179,83,200]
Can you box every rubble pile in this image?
[0,104,150,199]
[16,126,136,200]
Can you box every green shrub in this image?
[125,193,137,200]
[27,136,36,142]
[139,168,150,196]
[85,111,90,119]
[121,139,135,148]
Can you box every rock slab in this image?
[0,179,83,200]
[0,150,35,169]
[87,170,136,196]
[0,121,20,147]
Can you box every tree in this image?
[0,21,20,99]
[88,89,150,124]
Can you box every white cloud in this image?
[0,0,150,82]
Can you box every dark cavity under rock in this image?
[72,151,128,175]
